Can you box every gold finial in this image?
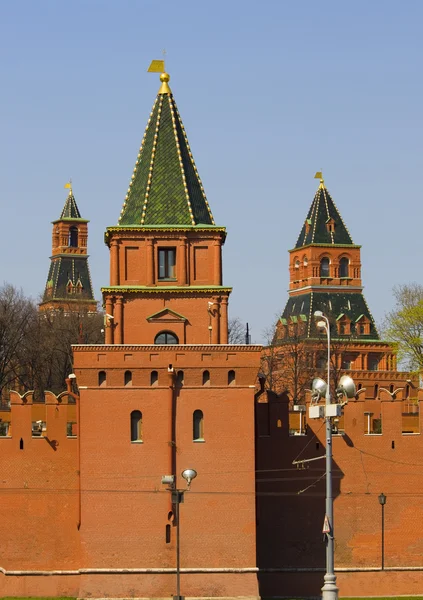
[147,57,171,95]
[64,179,73,195]
[314,171,325,189]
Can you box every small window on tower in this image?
[339,257,349,278]
[130,410,143,442]
[158,248,176,280]
[193,410,204,441]
[69,227,78,247]
[320,257,330,277]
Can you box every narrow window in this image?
[69,227,78,247]
[320,257,330,277]
[158,248,176,279]
[402,399,419,434]
[130,410,143,442]
[155,331,179,345]
[277,419,282,428]
[98,371,106,387]
[193,410,204,441]
[364,411,382,435]
[150,370,158,386]
[374,384,379,399]
[176,370,184,386]
[228,370,236,386]
[339,257,349,278]
[166,524,171,543]
[124,370,132,386]
[20,438,24,450]
[67,422,77,437]
[202,370,210,386]
[368,356,379,371]
[316,357,327,369]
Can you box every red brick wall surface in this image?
[256,391,423,597]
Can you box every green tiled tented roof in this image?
[42,256,95,303]
[60,193,82,219]
[118,79,214,226]
[295,184,354,248]
[280,292,380,340]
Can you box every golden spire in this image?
[314,171,325,189]
[64,179,73,195]
[147,58,171,95]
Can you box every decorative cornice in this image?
[72,343,262,351]
[289,243,361,252]
[101,286,232,295]
[104,225,226,245]
[290,285,364,294]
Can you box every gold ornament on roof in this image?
[314,171,325,189]
[147,57,171,95]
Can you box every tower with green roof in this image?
[103,70,230,345]
[274,174,401,397]
[40,187,97,313]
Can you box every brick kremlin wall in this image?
[256,389,423,597]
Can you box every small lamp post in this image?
[378,492,387,570]
[172,469,197,600]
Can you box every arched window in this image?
[154,331,179,345]
[316,357,327,369]
[228,370,236,386]
[193,410,204,441]
[69,227,78,247]
[98,371,106,387]
[150,370,158,386]
[176,370,184,386]
[202,370,210,386]
[124,370,132,386]
[320,257,330,277]
[339,257,349,278]
[130,410,143,442]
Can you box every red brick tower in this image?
[274,173,403,394]
[40,185,97,313]
[71,67,262,599]
[102,71,229,345]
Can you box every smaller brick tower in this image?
[273,173,405,398]
[40,185,97,313]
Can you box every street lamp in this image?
[172,469,197,600]
[378,492,387,570]
[310,311,356,600]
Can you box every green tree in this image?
[384,283,423,371]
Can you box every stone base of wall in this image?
[0,570,259,599]
[258,569,423,598]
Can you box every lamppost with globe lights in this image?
[309,310,356,600]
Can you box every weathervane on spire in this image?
[314,170,325,189]
[147,51,171,95]
[64,179,73,195]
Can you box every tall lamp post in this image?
[314,310,338,600]
[378,493,387,570]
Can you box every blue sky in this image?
[1,0,422,343]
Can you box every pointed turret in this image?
[295,175,353,248]
[60,192,82,220]
[39,187,96,313]
[279,175,380,341]
[118,72,214,227]
[102,68,230,345]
